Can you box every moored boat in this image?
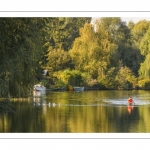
[33,90,46,97]
[73,87,84,91]
[34,84,46,91]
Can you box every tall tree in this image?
[94,17,145,76]
[42,17,92,70]
[130,20,150,48]
[69,22,117,79]
[46,47,71,72]
[139,26,150,79]
[0,18,47,99]
[44,17,91,51]
[94,17,130,44]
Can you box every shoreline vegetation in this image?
[40,76,150,91]
[1,17,150,112]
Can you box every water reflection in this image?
[0,90,150,132]
[127,105,134,114]
[33,90,46,98]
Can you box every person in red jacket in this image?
[127,96,134,114]
[128,97,134,104]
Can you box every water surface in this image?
[0,90,150,133]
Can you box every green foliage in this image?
[99,66,137,89]
[69,22,117,79]
[127,21,135,30]
[45,47,71,72]
[140,26,150,56]
[2,16,150,108]
[114,44,144,76]
[130,20,150,48]
[138,79,150,89]
[96,18,145,77]
[44,17,91,51]
[139,26,150,79]
[52,69,92,87]
[95,17,130,44]
[99,67,118,89]
[0,18,47,99]
[138,54,150,79]
[115,66,137,89]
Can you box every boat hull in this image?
[34,84,46,91]
[73,87,84,91]
[33,90,46,97]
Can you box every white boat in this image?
[34,84,46,91]
[33,90,46,97]
[73,87,84,91]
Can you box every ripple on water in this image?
[103,99,150,106]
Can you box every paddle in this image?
[128,93,130,97]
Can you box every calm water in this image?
[1,90,150,133]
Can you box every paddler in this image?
[128,96,134,104]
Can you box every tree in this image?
[42,17,92,73]
[45,47,71,72]
[69,22,117,79]
[128,20,135,30]
[94,18,145,76]
[139,55,150,79]
[139,26,150,79]
[0,18,47,101]
[130,20,150,48]
[44,17,92,51]
[115,66,137,89]
[94,17,130,44]
[114,44,144,76]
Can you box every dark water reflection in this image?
[1,90,150,133]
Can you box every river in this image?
[0,90,150,133]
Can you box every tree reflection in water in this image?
[0,90,150,133]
